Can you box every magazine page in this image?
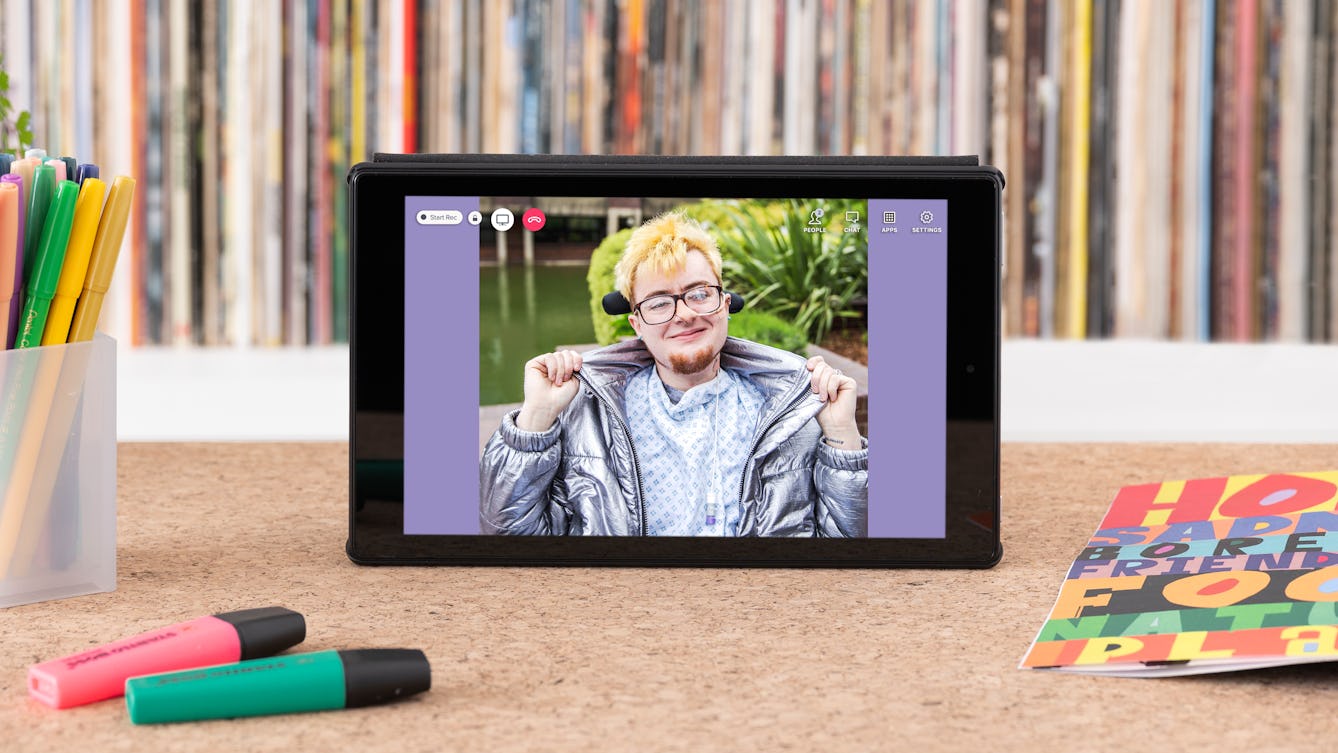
[1022,472,1338,677]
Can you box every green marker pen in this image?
[23,164,55,274]
[17,179,78,348]
[125,648,431,724]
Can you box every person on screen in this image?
[480,211,867,537]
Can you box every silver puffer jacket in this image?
[479,337,868,537]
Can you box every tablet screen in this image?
[401,195,946,539]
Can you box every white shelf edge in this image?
[115,341,1338,443]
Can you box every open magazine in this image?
[1022,471,1338,677]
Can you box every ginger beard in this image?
[667,343,721,376]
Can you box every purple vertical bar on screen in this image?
[868,199,946,538]
[404,197,480,534]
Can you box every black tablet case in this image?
[371,153,982,167]
[349,155,1001,567]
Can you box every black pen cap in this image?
[339,649,432,708]
[212,607,307,660]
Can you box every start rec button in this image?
[416,210,463,225]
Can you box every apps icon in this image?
[522,208,546,231]
[883,211,896,224]
[467,210,483,225]
[491,208,514,231]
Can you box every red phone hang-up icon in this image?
[522,208,546,231]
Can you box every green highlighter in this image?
[17,180,78,349]
[125,649,431,724]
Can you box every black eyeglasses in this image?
[634,285,725,325]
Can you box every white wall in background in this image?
[117,342,1338,442]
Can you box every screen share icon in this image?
[490,208,514,231]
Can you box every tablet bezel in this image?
[348,158,1001,567]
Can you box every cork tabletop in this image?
[5,442,1338,751]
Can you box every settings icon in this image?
[919,210,934,224]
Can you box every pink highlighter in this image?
[28,606,305,709]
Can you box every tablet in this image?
[348,155,1001,567]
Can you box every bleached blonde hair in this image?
[615,212,723,306]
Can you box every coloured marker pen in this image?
[0,174,23,348]
[44,157,67,183]
[68,176,134,341]
[11,157,35,193]
[8,162,36,320]
[17,179,78,348]
[28,606,306,709]
[125,648,431,724]
[42,177,105,345]
[0,182,17,346]
[74,163,98,185]
[23,163,54,273]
